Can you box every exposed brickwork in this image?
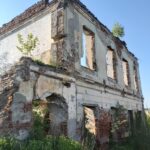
[0,0,137,62]
[96,109,111,149]
[0,74,14,92]
[0,95,13,134]
[0,57,74,138]
[0,72,18,133]
[51,8,65,40]
[51,7,76,71]
[0,0,56,36]
[0,58,31,136]
[0,0,143,143]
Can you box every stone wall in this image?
[0,0,144,145]
[0,57,77,140]
[0,1,46,35]
[65,1,143,97]
[0,1,57,72]
[0,57,144,144]
[0,58,30,139]
[0,0,143,98]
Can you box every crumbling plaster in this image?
[0,0,142,96]
[0,0,144,142]
[0,58,142,141]
[0,2,56,68]
[65,1,142,96]
[0,58,77,140]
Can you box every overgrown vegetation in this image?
[0,100,149,150]
[83,126,96,150]
[0,100,83,150]
[110,111,150,150]
[111,103,128,142]
[0,136,82,150]
[33,59,46,66]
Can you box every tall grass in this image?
[110,112,150,150]
[0,101,83,150]
[0,136,83,150]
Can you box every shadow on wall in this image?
[0,71,19,136]
[0,52,12,76]
[32,93,68,137]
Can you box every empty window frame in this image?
[83,106,96,135]
[133,65,139,91]
[106,48,116,79]
[81,26,96,70]
[128,110,134,134]
[122,59,130,86]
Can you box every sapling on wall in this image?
[16,33,39,56]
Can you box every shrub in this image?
[0,101,83,150]
[0,136,83,150]
[112,22,124,38]
[110,112,150,150]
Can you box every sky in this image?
[0,0,149,107]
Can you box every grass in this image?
[110,113,150,150]
[0,136,83,150]
[1,105,149,150]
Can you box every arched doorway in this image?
[32,93,68,137]
[45,93,68,136]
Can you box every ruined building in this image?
[0,0,144,145]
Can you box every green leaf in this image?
[16,33,39,56]
[112,22,125,38]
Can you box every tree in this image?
[112,22,125,38]
[16,33,39,56]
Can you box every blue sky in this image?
[0,0,149,107]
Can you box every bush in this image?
[112,22,124,38]
[0,101,82,150]
[0,136,83,150]
[110,113,150,150]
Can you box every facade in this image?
[0,0,143,144]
